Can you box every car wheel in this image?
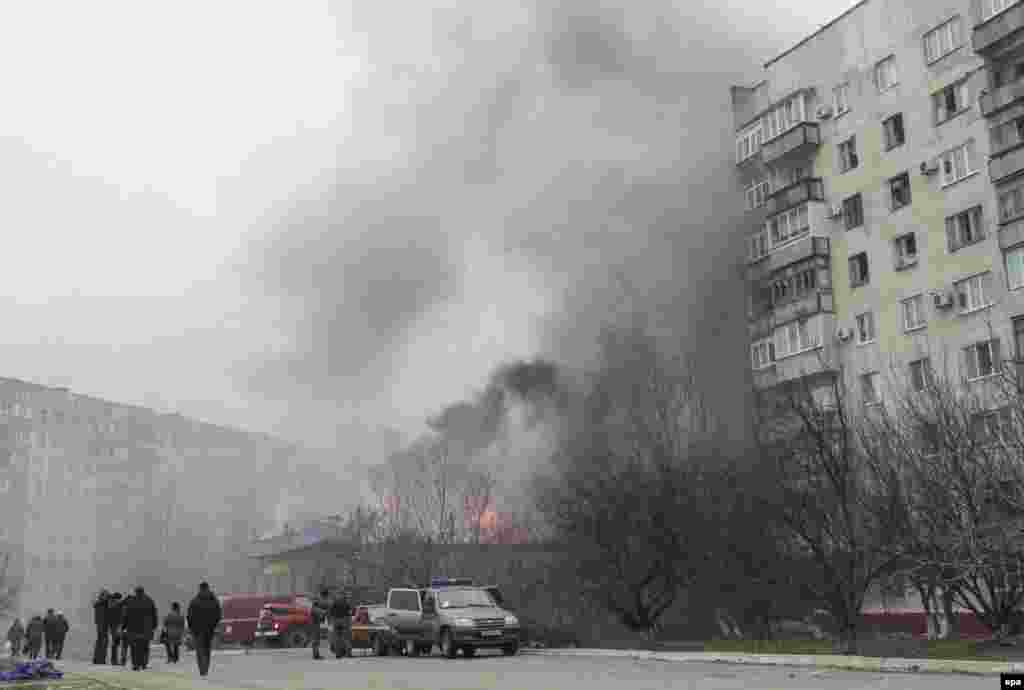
[285,630,309,649]
[502,643,519,656]
[405,639,420,657]
[441,630,457,659]
[463,646,476,658]
[373,635,389,657]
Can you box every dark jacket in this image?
[55,615,69,639]
[43,613,59,639]
[122,592,159,638]
[25,618,44,641]
[328,596,352,621]
[93,594,109,626]
[6,620,23,643]
[187,591,222,636]
[107,598,124,632]
[163,612,186,642]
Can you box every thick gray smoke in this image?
[235,0,819,458]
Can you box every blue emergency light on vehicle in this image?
[429,577,474,587]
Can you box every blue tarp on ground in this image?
[0,659,64,682]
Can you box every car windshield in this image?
[437,588,496,609]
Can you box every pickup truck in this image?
[369,581,520,658]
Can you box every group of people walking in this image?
[91,582,222,676]
[5,609,69,660]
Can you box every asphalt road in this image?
[64,647,1002,690]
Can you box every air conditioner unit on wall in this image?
[816,104,834,120]
[836,327,853,341]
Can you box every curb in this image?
[520,648,1024,676]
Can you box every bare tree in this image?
[534,324,720,639]
[753,362,908,654]
[868,349,1024,639]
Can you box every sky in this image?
[0,0,860,455]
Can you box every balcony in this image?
[761,123,821,165]
[1000,215,1024,248]
[980,78,1024,117]
[990,144,1024,184]
[765,178,824,217]
[974,2,1024,57]
[773,290,835,326]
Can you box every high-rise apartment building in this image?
[733,0,1024,403]
[0,377,326,631]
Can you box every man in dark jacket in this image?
[25,616,44,659]
[122,586,158,671]
[328,590,353,658]
[43,609,59,659]
[92,589,110,664]
[187,582,222,677]
[107,593,125,665]
[53,611,69,660]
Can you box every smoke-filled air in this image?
[230,1,831,519]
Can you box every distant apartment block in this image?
[733,0,1024,404]
[0,377,302,627]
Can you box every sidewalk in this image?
[521,647,1024,676]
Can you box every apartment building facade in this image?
[0,378,303,630]
[733,0,1024,407]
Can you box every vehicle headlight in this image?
[454,618,475,628]
[504,615,518,626]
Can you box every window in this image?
[774,166,808,190]
[856,312,876,343]
[849,252,870,287]
[1015,317,1024,366]
[883,113,905,150]
[889,172,912,210]
[999,182,1024,223]
[902,295,926,331]
[748,230,768,263]
[983,0,1015,22]
[940,141,976,187]
[895,233,918,268]
[833,82,850,115]
[765,204,810,247]
[838,137,859,173]
[773,319,821,359]
[389,590,421,612]
[971,409,1011,444]
[946,206,985,251]
[751,338,775,370]
[909,358,934,392]
[843,194,864,229]
[934,81,970,124]
[761,93,807,142]
[861,372,881,404]
[745,178,772,210]
[875,56,898,91]
[955,272,993,313]
[795,266,817,293]
[965,339,1000,380]
[1009,246,1024,290]
[924,17,964,63]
